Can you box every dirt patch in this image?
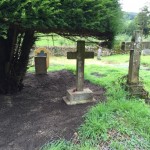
[0,70,105,150]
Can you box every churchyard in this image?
[1,1,150,149]
[0,44,150,149]
[28,39,150,149]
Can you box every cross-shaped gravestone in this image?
[63,40,95,105]
[127,30,148,98]
[67,40,94,91]
[127,30,142,84]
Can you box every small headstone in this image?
[35,56,47,75]
[34,47,50,68]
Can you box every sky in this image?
[120,0,150,12]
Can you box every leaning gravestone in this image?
[63,40,95,105]
[34,47,50,75]
[126,30,148,98]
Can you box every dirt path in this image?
[0,70,105,150]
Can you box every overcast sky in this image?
[120,0,150,12]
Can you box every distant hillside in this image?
[123,12,138,20]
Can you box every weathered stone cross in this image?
[127,30,142,84]
[67,40,94,91]
[127,30,148,98]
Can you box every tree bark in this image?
[0,37,7,94]
[0,26,36,94]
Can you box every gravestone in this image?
[34,56,47,74]
[63,40,95,105]
[126,30,148,98]
[34,47,50,68]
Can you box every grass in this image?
[100,54,150,68]
[35,34,75,47]
[100,54,130,64]
[28,55,150,150]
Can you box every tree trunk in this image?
[0,26,36,94]
[0,37,7,93]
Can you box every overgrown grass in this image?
[36,58,150,150]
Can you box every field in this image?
[28,54,150,150]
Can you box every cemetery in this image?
[0,1,150,150]
[0,36,150,149]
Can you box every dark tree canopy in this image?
[0,0,122,40]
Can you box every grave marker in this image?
[63,40,95,105]
[34,56,47,74]
[34,47,50,68]
[126,30,148,98]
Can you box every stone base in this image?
[63,88,95,105]
[126,83,149,99]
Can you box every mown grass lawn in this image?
[28,55,150,150]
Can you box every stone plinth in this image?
[35,56,47,75]
[126,83,148,99]
[63,88,95,105]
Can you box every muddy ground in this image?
[0,70,105,150]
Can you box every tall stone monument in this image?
[127,30,148,98]
[63,40,95,105]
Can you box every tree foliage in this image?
[136,6,150,36]
[0,0,122,40]
[121,5,150,36]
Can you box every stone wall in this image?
[33,46,112,56]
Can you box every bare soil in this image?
[0,70,105,150]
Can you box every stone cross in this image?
[67,40,94,91]
[127,30,142,84]
[126,30,149,99]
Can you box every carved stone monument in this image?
[126,30,148,99]
[63,40,95,105]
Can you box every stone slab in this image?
[63,88,95,105]
[35,56,47,75]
